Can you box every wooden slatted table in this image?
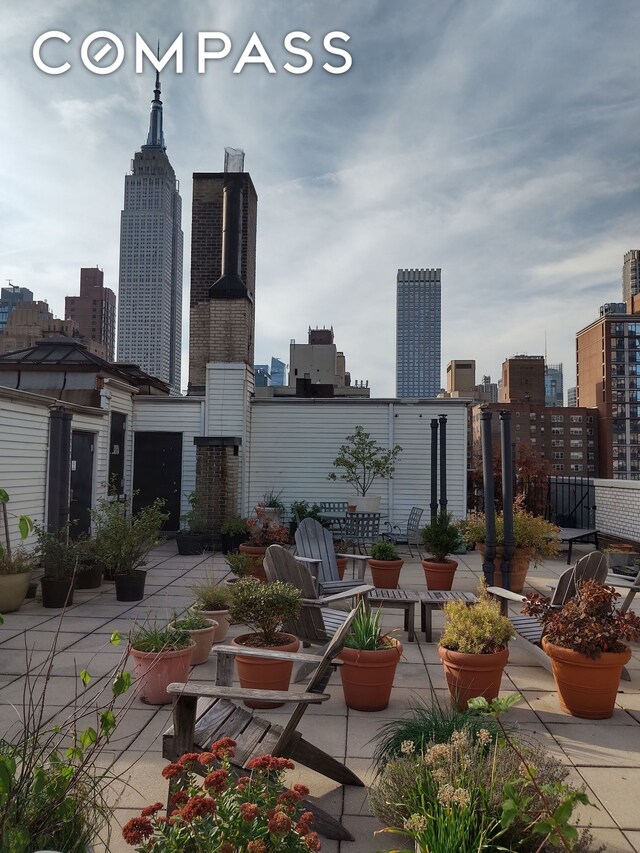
[368,588,419,642]
[418,590,477,641]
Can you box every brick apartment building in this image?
[65,267,116,361]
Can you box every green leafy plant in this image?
[224,550,254,579]
[262,488,285,511]
[459,498,561,563]
[246,504,290,546]
[229,578,302,647]
[327,425,402,497]
[220,516,250,537]
[33,524,80,580]
[129,622,192,653]
[343,605,394,651]
[440,581,515,655]
[122,738,321,852]
[92,495,168,576]
[192,580,233,611]
[522,579,640,659]
[290,500,323,523]
[370,540,401,561]
[179,492,209,535]
[421,512,461,562]
[0,488,33,560]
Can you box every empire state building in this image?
[117,72,183,394]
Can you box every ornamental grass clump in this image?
[439,581,515,655]
[523,579,640,659]
[122,737,321,852]
[343,605,394,651]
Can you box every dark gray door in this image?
[70,431,94,539]
[133,432,182,531]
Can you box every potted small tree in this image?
[169,611,218,665]
[93,495,168,601]
[438,581,515,710]
[219,516,250,554]
[421,512,461,590]
[338,605,403,711]
[191,579,234,643]
[368,540,404,589]
[229,577,302,708]
[240,504,290,582]
[175,492,211,556]
[0,489,34,613]
[35,525,79,608]
[129,623,195,705]
[523,579,640,719]
[328,425,402,512]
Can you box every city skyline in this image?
[2,1,640,395]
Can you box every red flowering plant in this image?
[122,737,321,852]
[246,504,290,547]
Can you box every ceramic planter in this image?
[338,638,403,711]
[368,558,404,589]
[0,571,33,613]
[41,577,74,608]
[115,569,146,601]
[438,645,509,711]
[232,632,300,709]
[169,619,218,665]
[130,642,195,704]
[176,532,212,556]
[197,608,232,643]
[238,543,268,582]
[542,637,631,719]
[422,558,458,591]
[476,545,534,594]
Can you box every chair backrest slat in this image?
[550,551,607,606]
[264,545,328,642]
[295,518,340,585]
[406,507,424,544]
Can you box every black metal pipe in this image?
[439,414,447,514]
[209,173,246,298]
[480,409,496,586]
[500,411,515,591]
[430,419,439,521]
[47,408,72,534]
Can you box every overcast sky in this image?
[2,0,640,396]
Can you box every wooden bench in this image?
[418,590,477,641]
[368,588,419,642]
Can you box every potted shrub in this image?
[0,489,34,613]
[420,512,461,590]
[368,540,404,589]
[229,577,302,708]
[240,503,290,582]
[175,492,211,556]
[129,622,195,705]
[327,424,402,512]
[289,499,322,536]
[224,550,254,586]
[169,611,218,665]
[338,605,403,711]
[438,581,515,710]
[35,525,79,608]
[523,579,640,719]
[219,515,250,554]
[192,579,234,642]
[459,501,560,593]
[93,495,168,601]
[74,536,104,589]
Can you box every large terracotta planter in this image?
[232,632,300,709]
[170,619,218,665]
[130,642,195,705]
[542,637,631,719]
[0,571,33,613]
[438,645,509,711]
[198,608,232,643]
[368,559,404,589]
[476,545,534,594]
[238,544,268,583]
[422,558,458,591]
[336,556,348,580]
[338,638,403,711]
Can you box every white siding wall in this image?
[248,399,467,526]
[594,479,640,541]
[132,397,204,517]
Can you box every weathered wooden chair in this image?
[295,517,370,591]
[163,606,364,841]
[384,506,424,558]
[264,544,372,649]
[488,551,608,674]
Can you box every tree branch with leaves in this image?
[328,425,402,497]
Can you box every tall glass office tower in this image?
[396,268,441,397]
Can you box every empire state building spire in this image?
[145,67,166,149]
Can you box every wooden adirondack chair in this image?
[488,551,608,674]
[295,517,370,592]
[163,606,364,841]
[264,544,373,650]
[606,569,640,613]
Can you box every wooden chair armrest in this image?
[212,645,321,663]
[336,553,370,561]
[167,683,329,704]
[317,585,374,604]
[606,574,639,589]
[294,556,323,565]
[487,586,526,603]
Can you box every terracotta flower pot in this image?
[197,608,231,643]
[335,556,348,580]
[170,619,218,665]
[238,543,268,582]
[338,638,403,711]
[422,559,458,591]
[438,645,509,711]
[0,571,33,613]
[130,642,195,705]
[368,558,404,589]
[476,545,534,594]
[232,632,300,709]
[542,637,631,719]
